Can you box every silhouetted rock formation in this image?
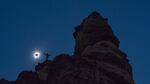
[0,78,10,84]
[0,11,135,84]
[16,71,40,84]
[73,11,120,56]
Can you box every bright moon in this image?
[33,51,41,59]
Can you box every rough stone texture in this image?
[0,11,135,84]
[73,11,120,55]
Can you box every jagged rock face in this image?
[0,11,135,84]
[45,42,134,84]
[35,61,52,82]
[44,12,134,84]
[73,12,120,55]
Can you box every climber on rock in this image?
[44,52,51,61]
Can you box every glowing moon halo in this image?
[33,51,41,59]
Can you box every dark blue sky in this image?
[0,0,150,84]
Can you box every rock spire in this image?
[73,11,120,55]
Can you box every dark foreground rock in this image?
[0,11,135,84]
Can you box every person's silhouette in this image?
[44,52,51,61]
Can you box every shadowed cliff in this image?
[0,11,135,84]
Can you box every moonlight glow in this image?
[33,51,41,59]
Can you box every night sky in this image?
[0,0,150,84]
